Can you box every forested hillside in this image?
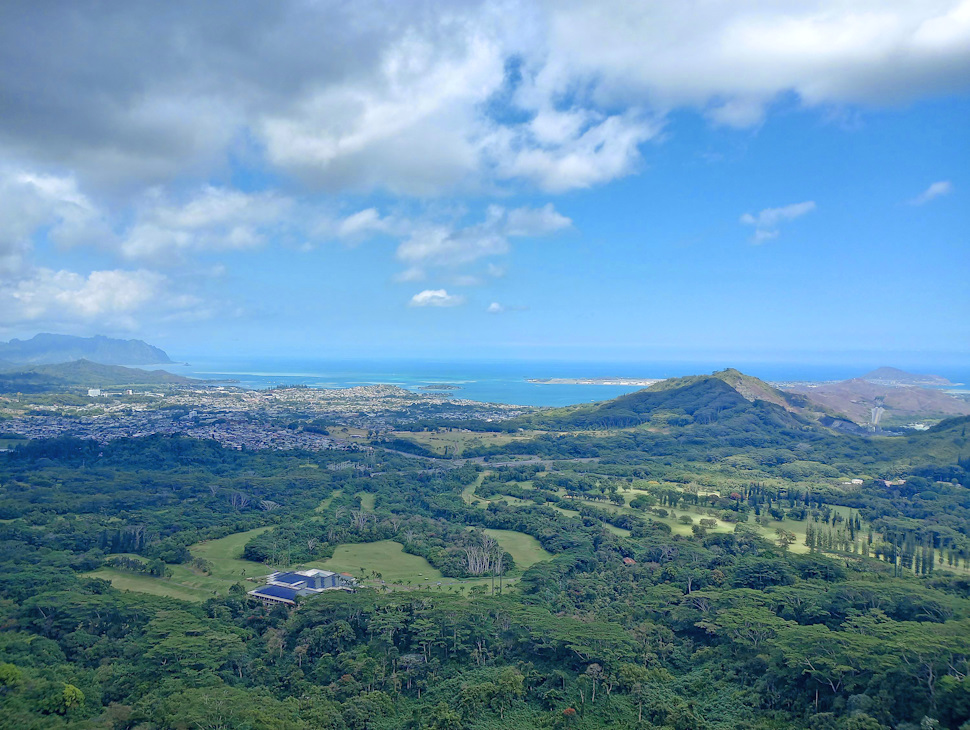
[0,360,196,393]
[1,401,969,728]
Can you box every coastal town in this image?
[0,383,528,451]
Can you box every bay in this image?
[169,357,970,407]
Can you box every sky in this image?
[0,0,968,364]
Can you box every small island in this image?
[417,383,462,390]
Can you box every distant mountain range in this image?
[0,334,173,366]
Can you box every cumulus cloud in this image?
[909,180,953,205]
[2,2,967,195]
[534,0,970,129]
[395,204,571,269]
[121,186,293,261]
[337,208,394,239]
[0,169,112,275]
[0,267,197,330]
[505,203,573,237]
[741,201,816,242]
[409,289,465,307]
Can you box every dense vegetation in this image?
[1,388,969,728]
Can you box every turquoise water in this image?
[169,357,970,407]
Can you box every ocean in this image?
[169,357,970,408]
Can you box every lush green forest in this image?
[1,385,969,728]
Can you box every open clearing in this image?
[483,528,551,568]
[315,489,343,512]
[356,492,376,511]
[84,569,211,602]
[85,526,274,601]
[313,540,443,585]
[311,540,504,592]
[461,473,490,506]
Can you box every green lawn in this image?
[311,540,444,585]
[84,526,274,601]
[483,529,551,569]
[461,473,490,507]
[603,523,632,537]
[356,492,376,511]
[307,540,506,593]
[84,568,211,602]
[315,489,343,512]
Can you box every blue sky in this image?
[1,1,967,365]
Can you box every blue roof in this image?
[251,584,299,601]
[272,572,308,586]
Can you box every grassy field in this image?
[461,473,491,507]
[313,540,444,585]
[315,489,343,512]
[310,540,503,593]
[603,523,632,537]
[356,492,376,511]
[187,526,274,579]
[483,528,552,568]
[85,526,274,601]
[84,568,212,602]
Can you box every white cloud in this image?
[505,203,573,237]
[909,180,953,205]
[395,204,571,268]
[490,112,661,192]
[337,208,395,239]
[0,267,189,329]
[535,1,970,128]
[740,201,816,242]
[409,289,465,307]
[398,223,509,267]
[5,3,967,196]
[0,169,112,275]
[120,186,292,261]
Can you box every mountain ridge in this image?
[0,334,173,366]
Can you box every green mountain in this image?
[0,333,173,366]
[526,370,809,431]
[0,359,197,392]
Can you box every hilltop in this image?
[0,333,173,366]
[649,367,804,410]
[861,366,952,386]
[523,369,811,431]
[0,359,197,393]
